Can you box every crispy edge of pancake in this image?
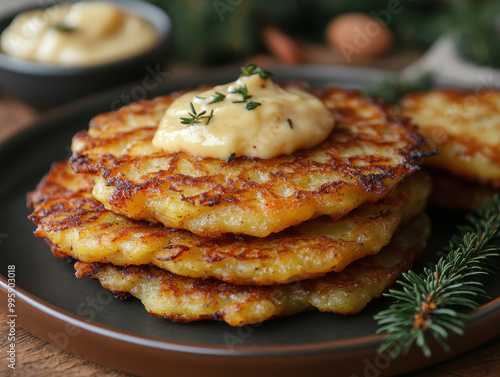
[28,161,431,285]
[400,89,500,187]
[72,214,430,326]
[70,87,433,238]
[428,169,500,211]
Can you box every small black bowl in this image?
[0,0,172,111]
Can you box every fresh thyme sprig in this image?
[240,63,273,79]
[231,84,252,103]
[231,85,261,110]
[180,102,214,126]
[375,195,500,358]
[189,65,270,119]
[207,92,226,104]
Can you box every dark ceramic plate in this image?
[0,66,499,377]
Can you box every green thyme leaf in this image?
[207,92,226,104]
[204,109,214,125]
[226,153,236,163]
[189,102,197,115]
[287,118,293,129]
[240,63,273,79]
[245,101,262,111]
[52,22,76,33]
[231,84,252,102]
[240,63,257,77]
[180,117,196,126]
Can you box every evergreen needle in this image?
[375,195,500,358]
[362,72,432,104]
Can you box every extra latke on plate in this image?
[400,89,500,210]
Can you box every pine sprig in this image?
[362,72,432,104]
[375,195,500,358]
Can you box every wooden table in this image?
[0,95,499,377]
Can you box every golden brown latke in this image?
[28,161,430,285]
[74,215,430,326]
[400,89,500,188]
[70,86,432,237]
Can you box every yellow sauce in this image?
[153,74,335,159]
[1,2,158,67]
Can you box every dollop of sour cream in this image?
[153,73,335,159]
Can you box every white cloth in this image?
[403,33,500,88]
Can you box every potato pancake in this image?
[400,89,500,188]
[28,161,430,285]
[71,86,431,237]
[73,215,430,326]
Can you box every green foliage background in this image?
[146,0,500,67]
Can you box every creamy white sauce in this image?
[1,1,158,67]
[153,74,335,159]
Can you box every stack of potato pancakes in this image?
[27,75,434,326]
